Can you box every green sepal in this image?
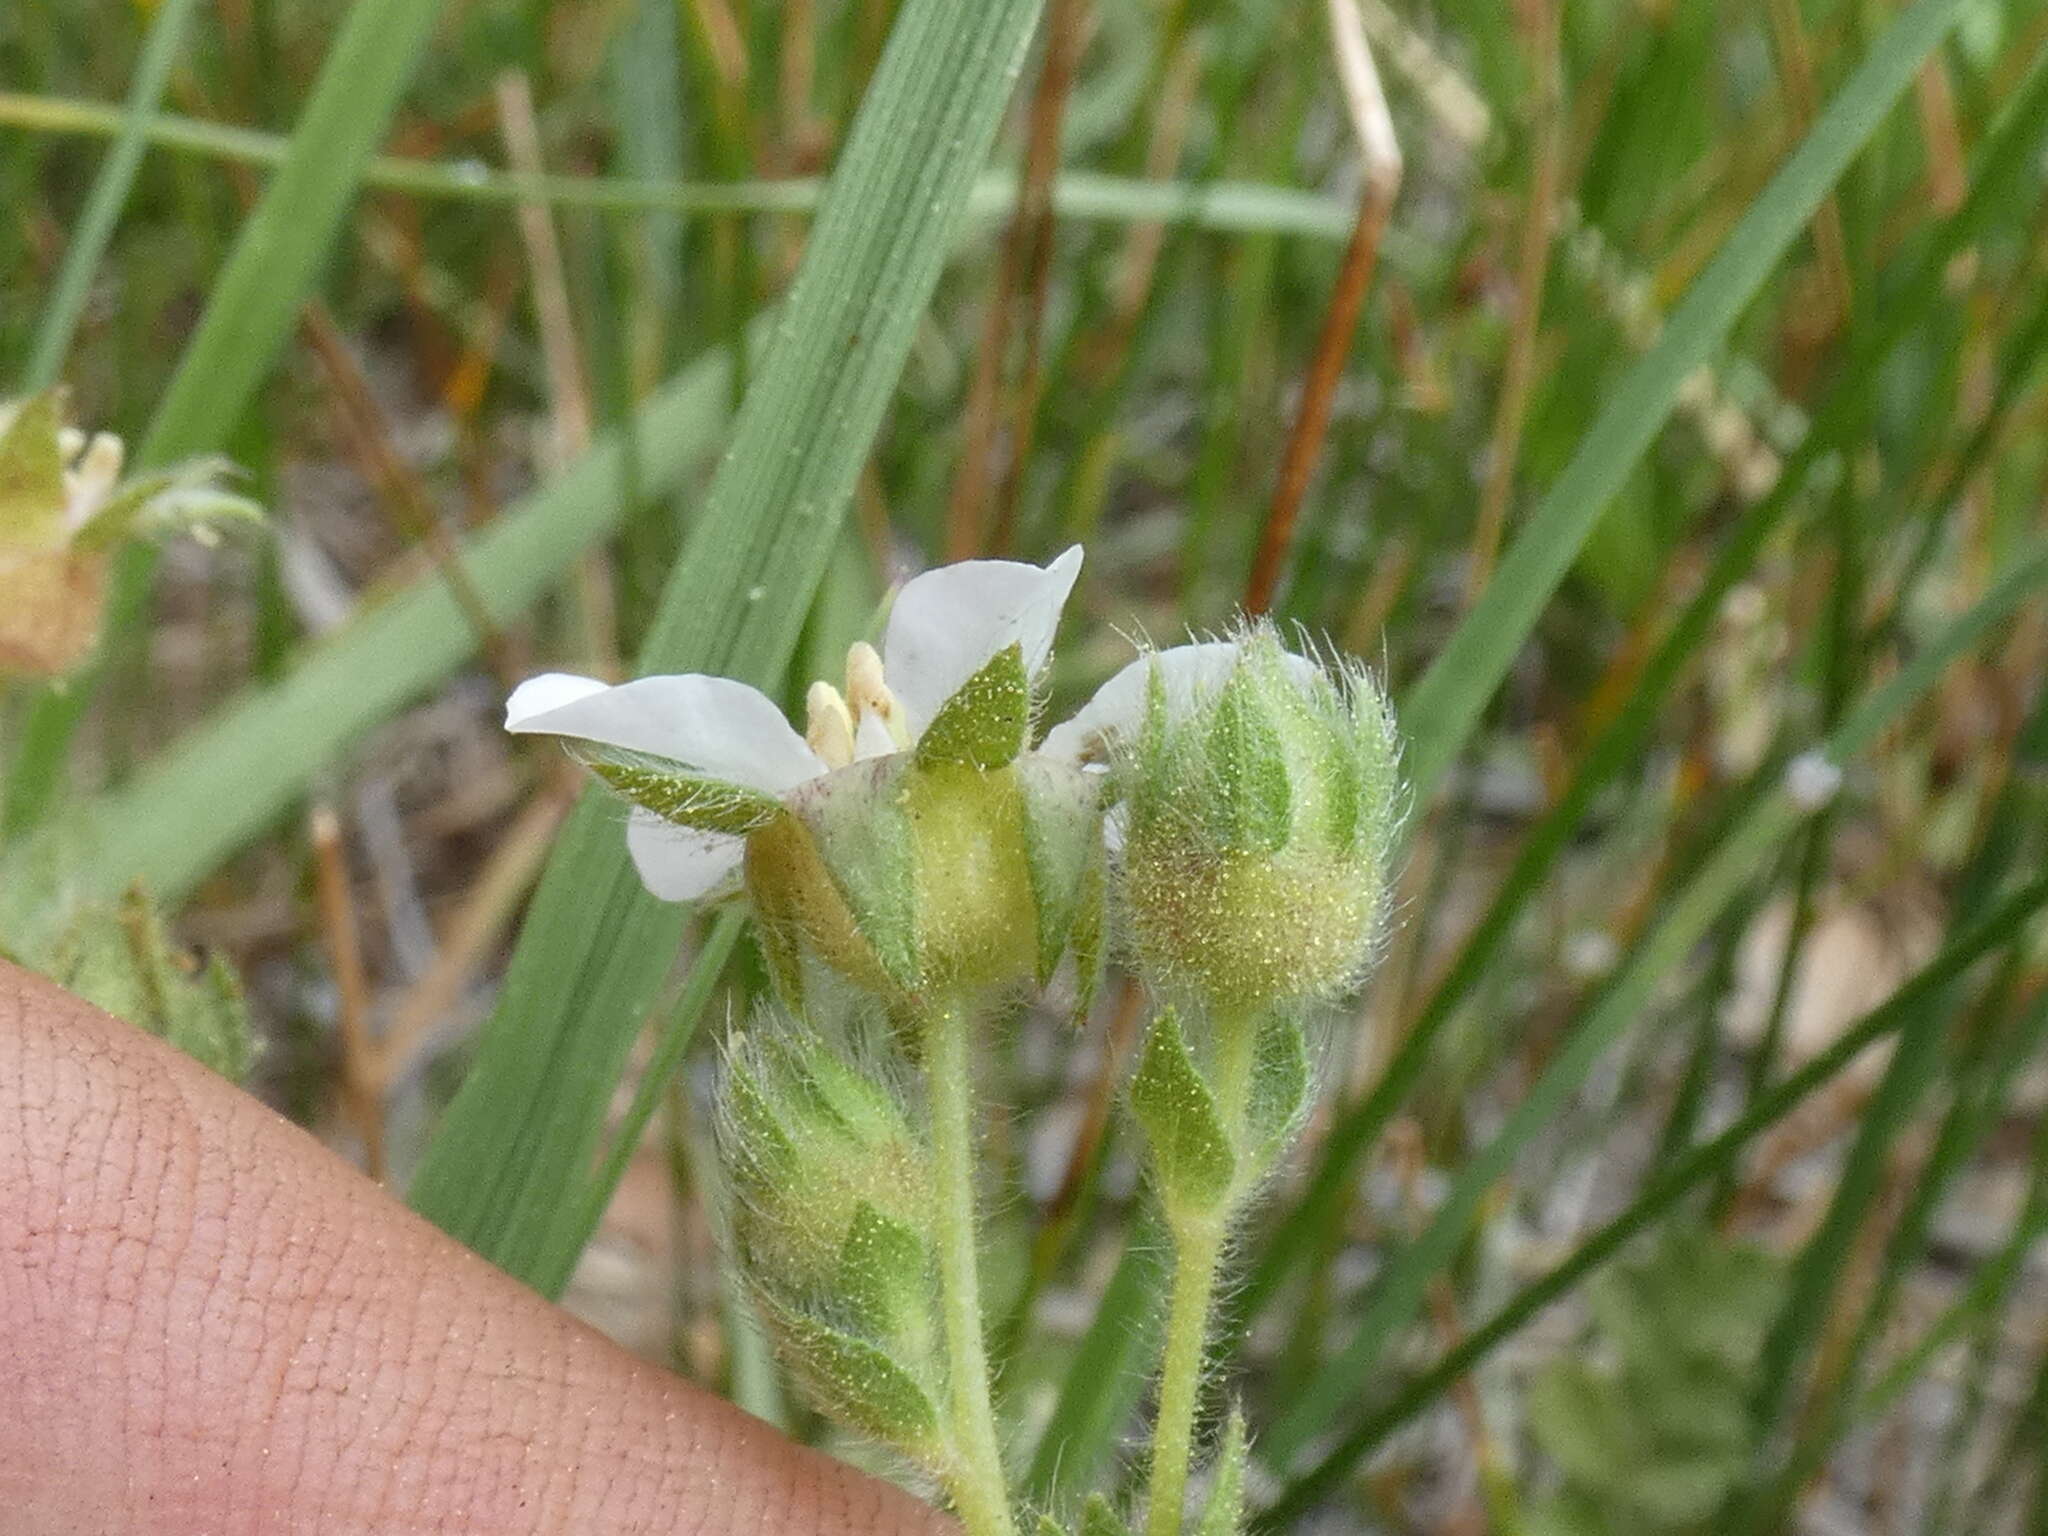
[721,1050,798,1182]
[916,640,1030,768]
[0,389,69,551]
[69,461,263,552]
[1065,857,1106,1026]
[1206,664,1291,853]
[52,885,256,1082]
[786,757,922,992]
[1128,1009,1234,1215]
[1016,755,1105,985]
[776,1311,940,1451]
[1242,1012,1312,1170]
[1195,1409,1249,1536]
[836,1201,933,1352]
[1080,1494,1133,1536]
[585,751,784,835]
[1035,1518,1071,1536]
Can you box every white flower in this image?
[507,547,1085,900]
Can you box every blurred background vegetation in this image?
[2,0,2045,1529]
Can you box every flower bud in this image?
[715,1029,946,1456]
[719,1029,933,1292]
[1113,628,1400,1017]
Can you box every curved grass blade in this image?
[0,92,1357,241]
[405,0,1048,1289]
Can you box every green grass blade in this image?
[1396,0,1972,804]
[0,92,1356,240]
[134,0,449,468]
[1024,1223,1169,1503]
[406,0,1048,1291]
[21,0,205,391]
[1256,536,2048,1511]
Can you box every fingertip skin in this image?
[0,960,952,1536]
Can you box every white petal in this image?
[625,810,745,901]
[1040,641,1244,762]
[506,672,825,794]
[882,545,1084,736]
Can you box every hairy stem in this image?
[925,1000,1016,1536]
[1147,1015,1259,1535]
[1148,1216,1224,1536]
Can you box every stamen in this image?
[805,680,856,769]
[844,640,910,749]
[63,433,126,526]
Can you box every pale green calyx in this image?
[1111,626,1401,1017]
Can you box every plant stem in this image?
[1148,1216,1224,1536]
[924,1000,1016,1536]
[1148,1014,1258,1536]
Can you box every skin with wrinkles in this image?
[0,960,952,1536]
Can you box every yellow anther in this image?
[844,640,910,749]
[805,680,856,769]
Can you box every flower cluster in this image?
[507,547,1402,1536]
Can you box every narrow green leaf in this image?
[1129,1010,1235,1215]
[0,93,1361,241]
[917,641,1031,768]
[1397,0,1974,803]
[139,0,448,466]
[407,0,1047,1289]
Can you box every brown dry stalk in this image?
[993,0,1093,555]
[1465,0,1564,605]
[310,804,386,1180]
[944,0,1092,560]
[495,68,618,679]
[1765,0,1853,327]
[373,776,576,1098]
[298,307,520,691]
[1244,0,1401,615]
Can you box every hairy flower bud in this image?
[1112,628,1400,1017]
[715,1029,948,1455]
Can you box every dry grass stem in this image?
[1244,0,1402,615]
